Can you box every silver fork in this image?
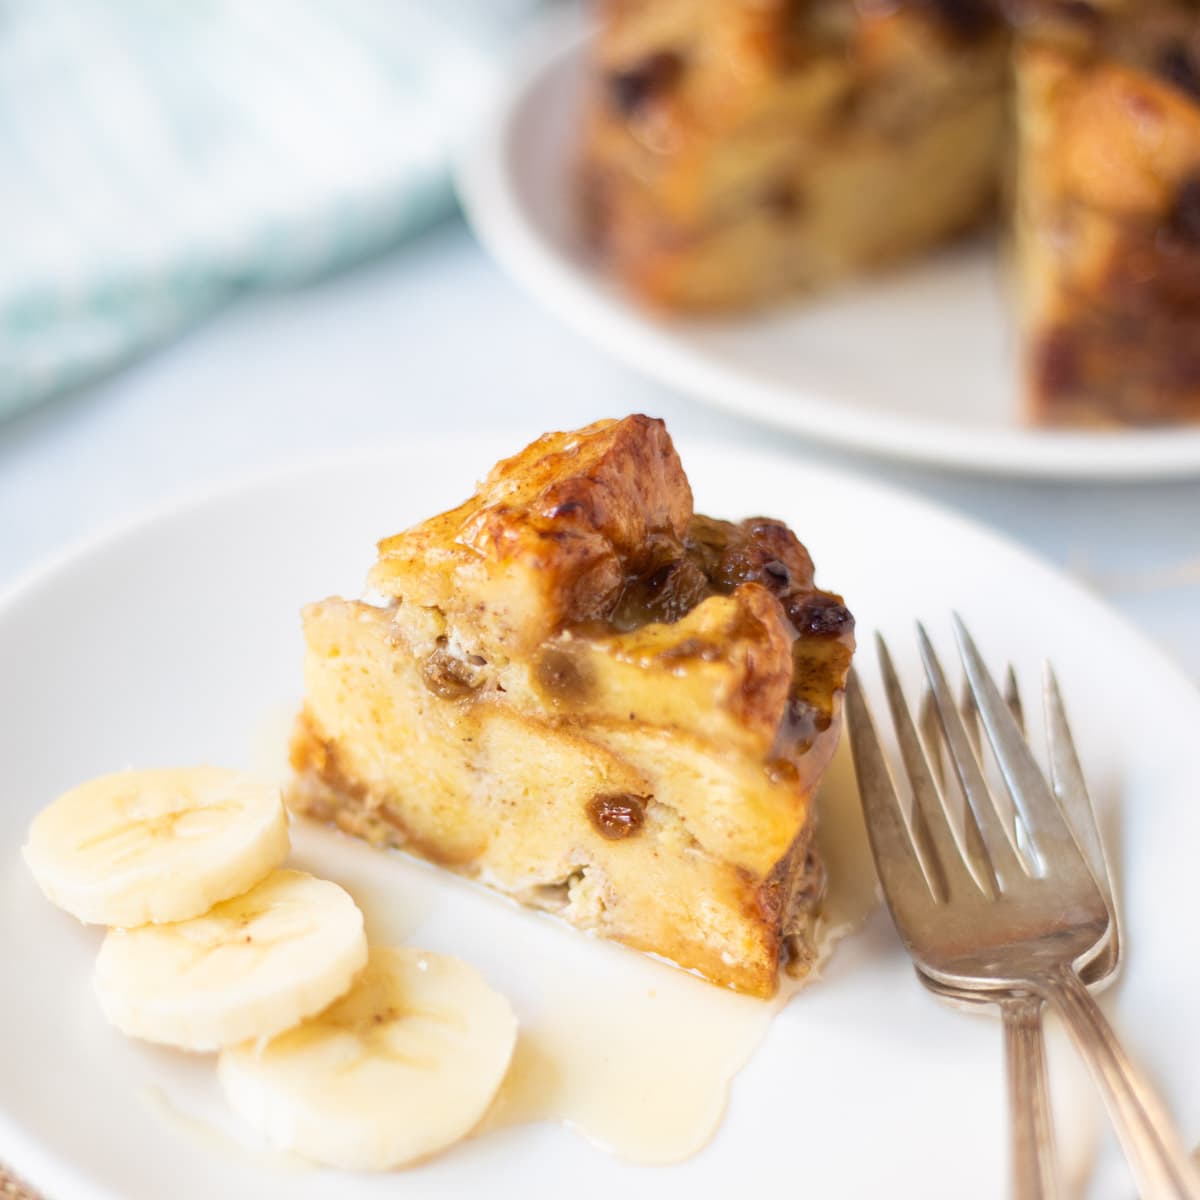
[847,617,1200,1200]
[916,668,1120,1200]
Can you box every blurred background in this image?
[0,0,545,413]
[1,0,1197,678]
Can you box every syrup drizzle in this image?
[248,715,875,1167]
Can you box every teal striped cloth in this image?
[0,0,542,416]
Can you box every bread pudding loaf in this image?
[1016,2,1200,424]
[288,416,854,997]
[581,0,1010,310]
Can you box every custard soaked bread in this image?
[289,416,854,997]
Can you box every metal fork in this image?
[847,617,1200,1200]
[916,668,1120,1200]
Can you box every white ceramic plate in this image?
[455,17,1200,480]
[2,438,1199,1200]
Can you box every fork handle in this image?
[1041,967,1200,1200]
[1003,994,1060,1200]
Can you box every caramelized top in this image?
[370,416,692,655]
[370,415,853,760]
[607,513,854,756]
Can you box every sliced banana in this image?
[218,945,518,1171]
[23,767,290,926]
[94,869,367,1051]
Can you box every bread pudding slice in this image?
[1016,2,1200,425]
[288,416,853,997]
[581,0,1010,310]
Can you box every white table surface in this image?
[2,218,1198,682]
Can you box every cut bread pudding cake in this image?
[582,0,1010,311]
[288,416,854,997]
[582,0,1200,426]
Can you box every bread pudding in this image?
[288,416,853,997]
[582,0,1200,426]
[582,0,1009,311]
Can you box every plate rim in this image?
[454,13,1200,482]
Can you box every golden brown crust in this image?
[370,415,693,655]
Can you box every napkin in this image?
[0,0,543,417]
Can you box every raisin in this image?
[762,181,804,220]
[683,515,739,581]
[762,559,792,589]
[711,519,815,595]
[611,555,710,630]
[923,0,997,41]
[1052,0,1100,22]
[535,646,591,699]
[764,758,800,786]
[786,593,855,638]
[1035,329,1081,396]
[420,642,484,700]
[607,51,684,118]
[587,793,648,840]
[1170,175,1200,244]
[1159,43,1200,104]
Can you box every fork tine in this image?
[919,688,943,787]
[920,683,1000,899]
[1044,664,1120,979]
[993,667,1027,850]
[951,615,1078,867]
[1004,665,1026,734]
[1044,664,1111,894]
[845,669,941,904]
[965,664,1024,878]
[876,636,983,900]
[917,623,1029,884]
[960,675,982,756]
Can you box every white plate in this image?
[2,438,1199,1200]
[455,17,1200,480]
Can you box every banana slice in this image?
[94,869,367,1051]
[218,945,517,1171]
[23,767,290,926]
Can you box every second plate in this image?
[455,15,1200,480]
